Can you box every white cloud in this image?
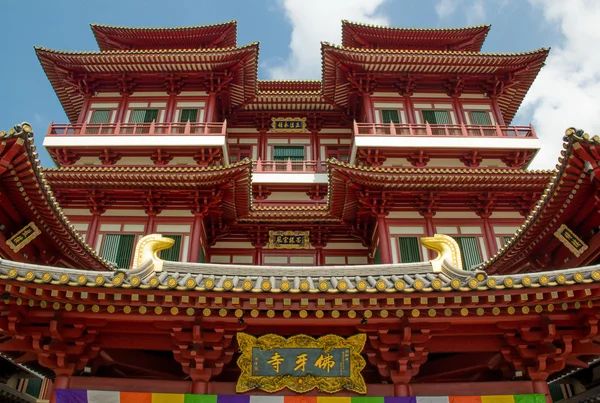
[266,0,390,80]
[521,0,600,169]
[435,0,461,19]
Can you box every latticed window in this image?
[129,109,159,123]
[381,109,401,124]
[24,378,42,398]
[398,237,421,263]
[470,111,492,125]
[179,108,199,123]
[456,236,482,270]
[101,234,136,269]
[160,235,182,262]
[273,146,304,161]
[422,110,451,124]
[89,110,111,124]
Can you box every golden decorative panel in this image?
[271,117,307,133]
[267,230,310,249]
[236,333,366,394]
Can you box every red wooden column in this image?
[164,91,178,123]
[76,94,93,124]
[189,212,205,262]
[362,93,375,123]
[452,95,465,124]
[404,95,415,124]
[258,128,267,160]
[421,211,437,260]
[115,93,131,124]
[491,97,506,125]
[86,210,103,252]
[478,212,498,257]
[205,92,218,123]
[311,129,319,161]
[145,211,157,234]
[377,214,392,264]
[49,375,70,403]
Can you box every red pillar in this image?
[258,129,267,160]
[311,130,319,161]
[422,212,437,260]
[49,376,70,403]
[189,213,204,262]
[191,381,208,394]
[394,383,412,397]
[145,212,157,234]
[165,92,178,123]
[480,213,498,257]
[491,97,506,125]
[362,93,375,123]
[404,95,415,124]
[205,92,218,122]
[86,210,103,252]
[532,380,551,403]
[254,245,263,266]
[77,95,92,124]
[115,94,130,123]
[452,95,465,124]
[377,214,392,264]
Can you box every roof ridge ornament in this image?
[132,234,174,272]
[420,234,462,272]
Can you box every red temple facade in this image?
[0,20,598,402]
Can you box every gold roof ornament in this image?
[421,234,463,271]
[132,234,175,272]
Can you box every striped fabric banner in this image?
[55,391,547,403]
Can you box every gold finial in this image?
[420,234,463,271]
[132,234,175,271]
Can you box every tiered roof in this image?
[91,21,237,51]
[341,21,490,52]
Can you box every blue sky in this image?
[1,0,597,168]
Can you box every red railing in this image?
[353,121,537,138]
[46,120,228,136]
[253,159,328,173]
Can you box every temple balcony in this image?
[252,159,328,184]
[43,121,229,166]
[350,121,541,169]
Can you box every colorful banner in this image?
[55,391,547,403]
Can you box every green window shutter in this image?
[130,109,159,123]
[373,247,382,264]
[180,108,198,123]
[273,146,304,161]
[422,110,437,124]
[434,110,451,124]
[381,109,400,124]
[90,110,111,124]
[25,378,42,398]
[115,234,135,269]
[101,234,120,265]
[471,111,491,125]
[398,237,421,263]
[160,235,182,262]
[130,109,146,123]
[456,236,482,270]
[549,384,566,402]
[198,246,205,263]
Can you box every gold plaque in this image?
[236,333,367,394]
[267,230,310,249]
[271,117,307,133]
[6,222,41,253]
[554,224,588,257]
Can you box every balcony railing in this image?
[46,120,227,136]
[353,121,537,138]
[253,159,328,173]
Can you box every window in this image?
[24,378,42,398]
[326,147,349,162]
[470,111,492,125]
[398,237,421,263]
[229,146,252,163]
[373,247,382,264]
[381,109,401,124]
[422,110,451,125]
[273,146,304,161]
[130,109,159,123]
[456,236,482,270]
[179,108,199,123]
[160,235,182,262]
[89,110,111,124]
[101,234,136,269]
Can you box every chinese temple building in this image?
[0,20,599,403]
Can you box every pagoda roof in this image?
[42,161,252,222]
[341,20,491,52]
[35,44,259,122]
[257,80,322,94]
[321,44,550,123]
[91,21,237,51]
[479,128,600,274]
[0,124,112,271]
[1,232,599,296]
[328,163,554,223]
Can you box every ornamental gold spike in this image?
[420,233,463,272]
[132,233,175,271]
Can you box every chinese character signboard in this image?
[268,230,310,250]
[236,333,367,394]
[6,222,41,253]
[554,224,588,257]
[271,117,307,133]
